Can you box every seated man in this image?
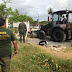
[62,15,68,24]
[62,16,66,24]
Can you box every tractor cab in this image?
[52,10,72,24]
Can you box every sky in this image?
[0,0,72,21]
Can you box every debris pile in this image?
[47,45,66,51]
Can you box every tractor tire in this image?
[38,31,46,39]
[52,28,66,42]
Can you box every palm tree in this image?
[48,8,53,15]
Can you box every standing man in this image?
[0,18,18,72]
[18,20,27,43]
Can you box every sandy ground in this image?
[26,37,72,59]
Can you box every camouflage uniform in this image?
[0,57,11,72]
[18,22,27,43]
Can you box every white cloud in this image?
[59,0,68,9]
[1,0,72,21]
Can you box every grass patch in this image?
[10,42,72,72]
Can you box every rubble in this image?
[47,45,67,52]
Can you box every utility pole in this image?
[37,14,39,24]
[66,8,67,10]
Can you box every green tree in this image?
[0,0,13,18]
[9,14,34,24]
[40,21,48,25]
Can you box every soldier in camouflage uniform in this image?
[18,20,27,43]
[0,18,18,72]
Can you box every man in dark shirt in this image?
[0,18,18,72]
[62,16,67,24]
[18,20,27,43]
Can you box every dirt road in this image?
[27,37,72,47]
